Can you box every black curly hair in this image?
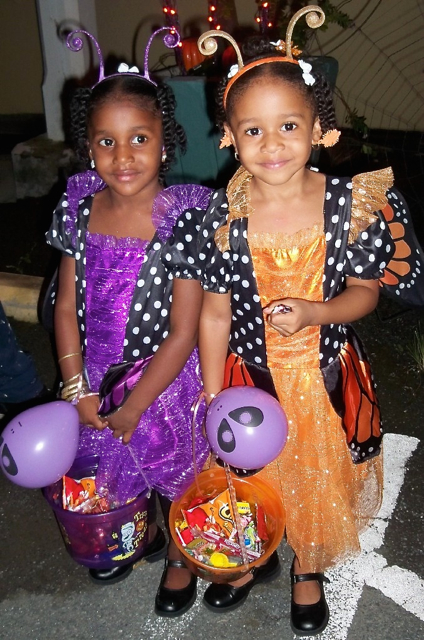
[215,35,336,136]
[69,75,186,184]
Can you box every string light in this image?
[162,0,180,30]
[255,0,273,33]
[208,0,221,31]
[162,2,183,65]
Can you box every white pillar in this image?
[35,0,98,141]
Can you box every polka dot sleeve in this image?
[45,192,78,257]
[344,214,395,279]
[162,207,206,280]
[199,189,234,293]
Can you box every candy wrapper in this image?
[61,474,110,514]
[175,489,266,568]
[51,471,140,515]
[183,489,236,538]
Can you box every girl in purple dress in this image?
[46,30,210,617]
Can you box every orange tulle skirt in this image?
[249,225,383,572]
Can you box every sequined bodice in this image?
[84,231,149,390]
[249,224,325,369]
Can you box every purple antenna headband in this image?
[66,26,180,88]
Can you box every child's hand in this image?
[105,403,141,444]
[77,395,106,430]
[263,298,317,336]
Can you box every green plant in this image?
[273,0,353,49]
[6,243,37,275]
[408,325,424,375]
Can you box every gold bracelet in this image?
[58,352,81,364]
[61,372,89,403]
[63,372,82,386]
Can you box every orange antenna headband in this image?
[197,5,325,108]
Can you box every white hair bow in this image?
[117,63,140,74]
[298,59,315,86]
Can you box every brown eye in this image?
[132,135,147,144]
[246,127,261,136]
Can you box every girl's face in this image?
[88,98,163,198]
[225,78,322,189]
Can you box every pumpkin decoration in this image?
[180,37,206,71]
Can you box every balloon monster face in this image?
[0,436,18,477]
[206,387,288,470]
[217,406,265,455]
[0,401,79,489]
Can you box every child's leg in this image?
[290,554,330,636]
[157,495,193,590]
[155,494,197,617]
[291,555,322,604]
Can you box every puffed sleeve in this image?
[162,206,206,280]
[45,191,78,257]
[161,184,212,279]
[344,169,395,279]
[198,189,234,293]
[345,213,395,279]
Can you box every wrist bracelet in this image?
[58,352,81,364]
[60,372,90,404]
[63,372,82,386]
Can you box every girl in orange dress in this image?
[177,9,419,636]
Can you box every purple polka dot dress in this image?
[46,171,212,504]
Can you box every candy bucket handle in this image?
[190,391,207,496]
[224,462,249,565]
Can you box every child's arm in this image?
[106,278,203,443]
[55,255,105,430]
[263,276,379,337]
[199,290,232,401]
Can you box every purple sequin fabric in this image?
[46,177,212,504]
[64,171,106,244]
[84,232,147,390]
[76,231,207,505]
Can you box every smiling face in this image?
[87,98,163,199]
[225,76,322,189]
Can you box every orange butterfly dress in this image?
[249,225,383,573]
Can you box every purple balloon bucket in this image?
[43,455,150,569]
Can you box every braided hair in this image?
[69,75,186,184]
[216,35,336,136]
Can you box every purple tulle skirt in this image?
[78,350,208,504]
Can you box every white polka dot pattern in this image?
[46,182,212,360]
[197,174,403,372]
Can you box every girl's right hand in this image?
[76,394,107,430]
[263,297,317,336]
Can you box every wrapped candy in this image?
[174,489,267,568]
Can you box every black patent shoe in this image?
[203,550,281,613]
[154,558,197,617]
[290,566,330,636]
[89,526,166,585]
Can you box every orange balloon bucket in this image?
[170,468,285,583]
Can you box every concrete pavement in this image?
[1,313,423,640]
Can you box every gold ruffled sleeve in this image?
[215,166,253,252]
[349,167,394,244]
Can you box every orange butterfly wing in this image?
[339,340,382,459]
[223,353,255,388]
